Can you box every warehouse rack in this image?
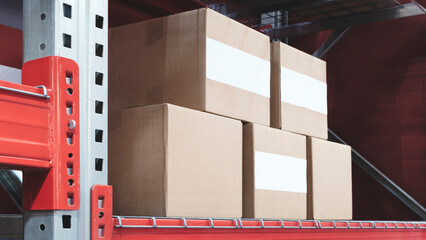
[0,0,425,240]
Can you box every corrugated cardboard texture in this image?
[109,104,242,218]
[270,42,281,129]
[166,104,242,217]
[281,102,328,139]
[109,9,206,110]
[205,9,270,62]
[307,137,352,220]
[206,80,269,125]
[109,8,270,125]
[205,9,270,125]
[243,123,307,219]
[270,42,328,139]
[109,105,167,216]
[280,44,326,83]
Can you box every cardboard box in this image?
[109,104,242,218]
[271,42,328,139]
[307,137,352,220]
[243,123,307,219]
[109,8,270,126]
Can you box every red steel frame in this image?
[0,56,80,210]
[92,184,113,240]
[112,217,426,240]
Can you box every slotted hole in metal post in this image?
[62,215,71,229]
[95,43,104,57]
[96,15,104,29]
[68,179,74,186]
[95,158,103,171]
[66,102,73,115]
[98,196,104,208]
[67,88,73,95]
[98,225,104,238]
[95,72,104,85]
[66,71,73,84]
[67,162,73,175]
[66,132,73,145]
[63,4,72,18]
[63,33,71,48]
[95,101,103,114]
[67,193,74,206]
[95,129,103,143]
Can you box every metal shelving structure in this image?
[0,0,426,240]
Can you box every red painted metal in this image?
[112,217,426,240]
[0,56,80,210]
[0,24,22,69]
[92,185,113,240]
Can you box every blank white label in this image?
[281,67,327,114]
[255,151,307,193]
[206,37,270,98]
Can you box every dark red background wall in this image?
[293,1,426,220]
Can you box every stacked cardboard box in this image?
[270,42,328,139]
[269,42,352,220]
[109,8,352,220]
[243,123,307,219]
[109,104,242,217]
[109,8,270,126]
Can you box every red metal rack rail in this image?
[111,216,426,240]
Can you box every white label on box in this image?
[0,65,21,84]
[206,37,270,98]
[255,151,307,193]
[281,67,327,114]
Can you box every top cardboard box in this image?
[109,8,271,126]
[271,42,328,139]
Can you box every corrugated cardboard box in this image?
[109,104,242,218]
[307,137,352,220]
[109,8,270,126]
[244,123,307,219]
[271,42,328,139]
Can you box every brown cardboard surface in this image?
[109,8,270,126]
[109,104,242,218]
[256,190,306,219]
[243,123,307,219]
[281,102,328,139]
[206,9,270,62]
[243,124,255,218]
[109,105,167,216]
[280,43,326,83]
[109,9,206,110]
[307,137,352,220]
[270,42,328,139]
[270,42,281,129]
[166,104,242,217]
[206,79,269,124]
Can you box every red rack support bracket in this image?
[92,184,113,240]
[0,56,80,210]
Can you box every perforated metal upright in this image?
[22,1,108,239]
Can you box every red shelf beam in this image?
[112,217,426,240]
